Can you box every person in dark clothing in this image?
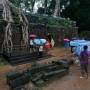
[46,33,52,43]
[79,45,89,79]
[46,33,52,48]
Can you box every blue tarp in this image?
[70,40,86,46]
[33,39,46,45]
[70,40,90,56]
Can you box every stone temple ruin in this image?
[0,0,29,53]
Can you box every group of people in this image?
[29,33,54,58]
[71,44,89,79]
[29,35,90,79]
[64,38,90,79]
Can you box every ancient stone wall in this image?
[0,24,78,52]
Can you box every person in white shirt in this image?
[29,39,35,53]
[38,45,43,58]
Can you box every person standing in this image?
[38,45,44,58]
[46,33,53,48]
[63,38,70,58]
[44,40,50,53]
[79,45,89,79]
[29,38,35,53]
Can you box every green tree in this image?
[79,0,90,31]
[10,0,37,12]
[9,0,22,7]
[37,0,52,14]
[47,0,70,16]
[61,0,90,31]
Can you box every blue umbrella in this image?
[40,39,46,44]
[33,39,46,45]
[73,42,90,56]
[70,40,86,47]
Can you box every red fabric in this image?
[44,42,50,50]
[64,38,70,41]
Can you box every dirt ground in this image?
[0,47,90,90]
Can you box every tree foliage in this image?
[10,0,38,12]
[61,0,90,31]
[26,13,74,28]
[8,0,75,28]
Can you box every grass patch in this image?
[0,57,8,67]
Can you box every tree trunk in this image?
[1,0,29,53]
[2,0,13,53]
[44,0,47,14]
[53,0,60,17]
[8,1,29,48]
[31,0,36,12]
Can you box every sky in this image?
[34,1,42,13]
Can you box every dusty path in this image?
[42,65,90,90]
[42,48,90,90]
[0,47,90,90]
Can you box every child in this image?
[79,45,89,79]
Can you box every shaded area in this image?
[3,52,53,65]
